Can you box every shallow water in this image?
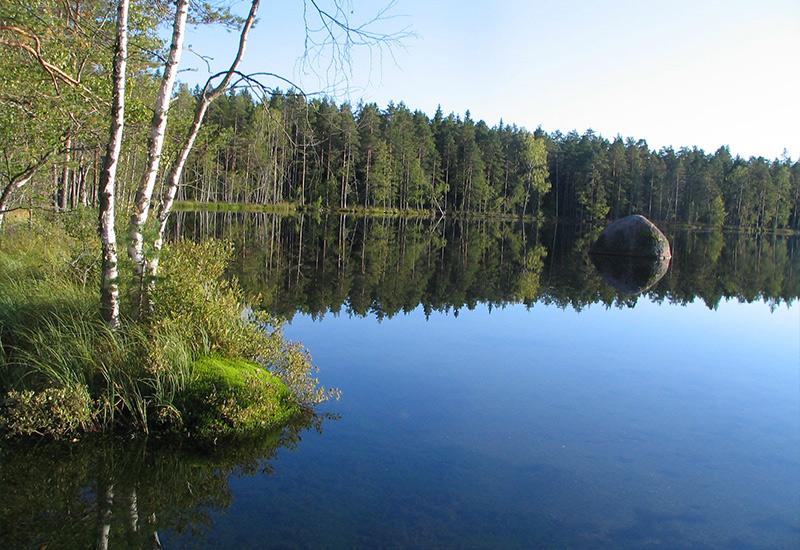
[2,215,798,548]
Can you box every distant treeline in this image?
[17,87,798,232]
[171,212,799,319]
[171,90,800,230]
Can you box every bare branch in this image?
[299,0,414,93]
[186,45,213,73]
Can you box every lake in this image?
[2,214,798,548]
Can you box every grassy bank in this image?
[173,200,299,215]
[0,212,335,441]
[173,200,540,222]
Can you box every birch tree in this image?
[148,0,262,279]
[521,135,550,218]
[97,0,130,328]
[0,152,56,228]
[127,0,190,294]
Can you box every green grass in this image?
[173,200,298,215]
[0,213,334,441]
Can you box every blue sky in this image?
[180,0,799,159]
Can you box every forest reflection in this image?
[171,212,799,319]
[0,414,328,549]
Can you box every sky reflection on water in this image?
[190,296,799,548]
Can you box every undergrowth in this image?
[0,211,337,440]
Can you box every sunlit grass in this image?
[0,214,336,439]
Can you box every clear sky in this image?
[180,0,799,160]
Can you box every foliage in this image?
[0,216,334,439]
[150,240,252,356]
[0,385,93,438]
[0,0,166,215]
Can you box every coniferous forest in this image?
[167,90,798,230]
[7,84,798,231]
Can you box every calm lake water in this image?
[2,214,798,548]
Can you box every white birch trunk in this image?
[98,0,129,328]
[128,488,139,533]
[59,133,71,211]
[0,175,33,229]
[148,0,261,278]
[0,149,55,229]
[127,0,190,286]
[96,483,114,550]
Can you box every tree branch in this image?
[0,25,80,89]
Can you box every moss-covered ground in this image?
[180,356,300,440]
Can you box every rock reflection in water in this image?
[590,253,671,295]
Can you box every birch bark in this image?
[148,0,261,278]
[127,0,190,287]
[98,0,129,328]
[0,175,33,229]
[0,149,57,228]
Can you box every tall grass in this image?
[11,315,199,432]
[0,212,336,439]
[0,215,205,434]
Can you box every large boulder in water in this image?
[590,215,671,259]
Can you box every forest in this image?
[174,91,800,231]
[14,86,797,231]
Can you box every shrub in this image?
[150,239,339,409]
[268,342,341,407]
[1,385,93,438]
[150,240,265,357]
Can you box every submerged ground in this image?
[1,214,798,548]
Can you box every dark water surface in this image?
[2,215,798,548]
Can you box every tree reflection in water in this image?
[0,413,332,549]
[171,212,798,316]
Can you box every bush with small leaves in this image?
[1,385,93,438]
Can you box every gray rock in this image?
[590,215,671,259]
